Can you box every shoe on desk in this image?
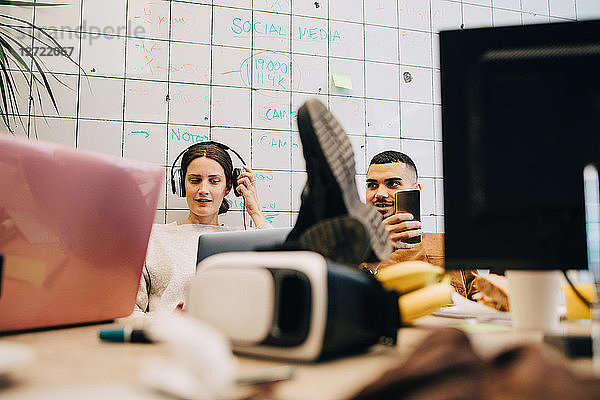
[286,99,392,266]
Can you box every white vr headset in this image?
[187,251,400,362]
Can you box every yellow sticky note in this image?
[4,254,47,287]
[332,72,353,90]
[562,284,598,320]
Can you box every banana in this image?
[398,281,453,323]
[376,261,444,294]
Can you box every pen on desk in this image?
[98,326,154,343]
[235,366,295,386]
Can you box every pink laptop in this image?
[0,135,163,332]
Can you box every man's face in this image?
[366,162,419,219]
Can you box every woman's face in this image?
[184,156,230,224]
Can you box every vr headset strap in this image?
[372,274,401,345]
[320,262,402,359]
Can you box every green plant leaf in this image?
[0,4,83,132]
[0,36,29,122]
[0,41,29,130]
[0,1,66,6]
[2,15,83,70]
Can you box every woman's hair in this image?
[180,142,233,215]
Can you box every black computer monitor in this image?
[440,20,600,272]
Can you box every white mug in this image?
[506,270,561,333]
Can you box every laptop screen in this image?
[0,136,162,332]
[197,227,292,267]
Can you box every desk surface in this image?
[0,316,594,400]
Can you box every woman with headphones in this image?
[134,141,270,315]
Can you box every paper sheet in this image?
[433,292,512,323]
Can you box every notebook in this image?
[197,227,292,266]
[0,135,163,333]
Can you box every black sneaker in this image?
[286,99,392,265]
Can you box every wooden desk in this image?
[0,317,594,400]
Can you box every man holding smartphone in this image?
[366,151,423,249]
[365,152,506,306]
[365,151,444,271]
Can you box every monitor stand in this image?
[505,269,561,333]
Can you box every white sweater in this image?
[135,222,258,314]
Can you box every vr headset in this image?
[187,251,400,361]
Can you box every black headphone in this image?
[170,141,247,198]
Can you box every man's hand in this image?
[382,212,422,250]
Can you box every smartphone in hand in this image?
[394,188,421,244]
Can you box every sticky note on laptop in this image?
[332,72,353,90]
[4,254,47,287]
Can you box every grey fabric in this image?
[134,222,239,314]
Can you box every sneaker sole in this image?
[299,216,373,266]
[300,99,392,262]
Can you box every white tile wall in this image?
[13,0,599,232]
